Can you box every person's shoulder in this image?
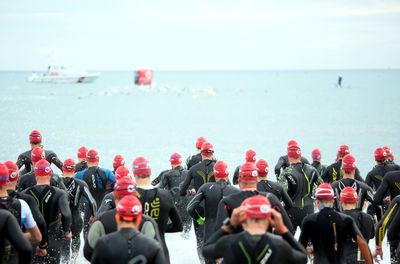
[99,167,113,174]
[44,149,56,156]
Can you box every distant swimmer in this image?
[338,76,343,87]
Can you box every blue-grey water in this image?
[0,70,399,263]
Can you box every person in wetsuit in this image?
[22,159,72,264]
[340,187,374,264]
[185,136,207,170]
[322,145,364,183]
[18,146,67,192]
[203,195,307,264]
[374,195,400,264]
[60,158,97,263]
[112,154,125,174]
[232,149,257,185]
[256,159,293,210]
[214,162,294,234]
[373,170,400,207]
[133,156,183,264]
[75,146,88,172]
[331,154,375,212]
[187,160,239,263]
[299,183,373,264]
[311,148,327,176]
[16,130,63,173]
[384,146,399,166]
[84,176,162,261]
[278,143,322,230]
[75,149,115,237]
[0,209,32,264]
[274,140,310,177]
[91,195,166,264]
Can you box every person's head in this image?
[341,154,356,178]
[113,154,125,171]
[195,137,207,152]
[132,156,151,181]
[62,158,76,177]
[245,149,257,163]
[287,144,301,163]
[213,160,229,182]
[374,147,387,164]
[337,145,350,160]
[115,195,142,228]
[115,166,131,181]
[113,177,137,204]
[238,162,258,190]
[169,152,182,169]
[29,130,42,149]
[314,183,335,209]
[34,159,52,185]
[4,161,19,190]
[312,148,321,162]
[241,195,272,231]
[256,159,269,181]
[383,146,394,162]
[0,163,10,191]
[200,142,214,160]
[340,186,358,210]
[86,149,99,167]
[77,146,88,162]
[31,146,45,166]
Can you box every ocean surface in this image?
[0,69,399,263]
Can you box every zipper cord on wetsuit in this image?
[333,222,338,252]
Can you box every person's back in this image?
[374,170,400,204]
[275,155,310,177]
[18,171,66,192]
[365,149,400,191]
[331,178,374,210]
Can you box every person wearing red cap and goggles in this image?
[310,148,327,176]
[23,159,72,263]
[232,149,257,185]
[16,129,63,174]
[132,156,182,264]
[112,154,125,174]
[91,195,166,264]
[60,158,97,264]
[185,136,208,170]
[274,140,310,177]
[203,195,307,264]
[373,160,400,210]
[299,183,373,264]
[277,143,322,231]
[256,159,294,211]
[75,146,89,172]
[321,145,363,183]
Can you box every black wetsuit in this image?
[84,208,162,261]
[96,192,115,216]
[186,153,202,170]
[312,161,327,176]
[274,155,310,177]
[278,162,321,230]
[16,149,63,173]
[374,171,400,205]
[137,187,183,264]
[214,190,294,234]
[299,207,364,264]
[331,178,375,211]
[232,165,241,185]
[75,161,88,172]
[365,163,400,191]
[203,228,307,264]
[376,195,400,264]
[257,179,294,210]
[322,159,364,183]
[342,209,374,264]
[0,209,32,264]
[17,171,67,192]
[150,169,168,186]
[91,227,166,264]
[61,177,97,263]
[23,185,72,264]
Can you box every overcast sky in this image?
[1,0,399,70]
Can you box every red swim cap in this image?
[340,187,358,203]
[113,177,137,199]
[315,183,334,200]
[256,159,269,177]
[29,130,42,144]
[31,147,45,163]
[63,158,76,173]
[213,161,229,179]
[34,159,52,177]
[287,145,301,159]
[86,149,99,162]
[239,162,258,182]
[312,149,321,161]
[113,154,125,169]
[4,161,18,183]
[169,153,182,165]
[383,146,394,161]
[195,137,207,150]
[115,166,130,180]
[287,140,298,147]
[245,149,257,163]
[132,157,151,176]
[374,148,387,162]
[338,145,350,157]
[341,154,356,172]
[77,146,88,159]
[0,163,9,186]
[241,195,272,219]
[116,195,142,221]
[201,142,214,157]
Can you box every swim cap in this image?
[287,145,301,159]
[195,137,207,150]
[383,146,394,161]
[374,148,387,162]
[0,163,9,186]
[31,146,45,163]
[241,195,272,219]
[29,130,42,144]
[113,154,125,169]
[63,158,76,173]
[287,140,298,147]
[213,161,229,179]
[341,154,356,172]
[116,195,142,221]
[256,159,269,177]
[34,159,52,177]
[4,161,18,183]
[77,146,88,159]
[312,149,321,161]
[245,149,257,162]
[132,157,151,176]
[201,142,214,157]
[315,183,334,200]
[338,145,350,157]
[239,162,258,182]
[115,166,130,180]
[86,149,99,162]
[169,153,182,165]
[113,177,137,199]
[339,187,358,203]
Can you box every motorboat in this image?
[28,66,100,83]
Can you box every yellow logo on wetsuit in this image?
[144,197,161,220]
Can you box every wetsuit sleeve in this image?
[278,234,308,263]
[91,238,109,264]
[321,165,331,183]
[84,220,105,261]
[365,172,373,187]
[166,202,183,233]
[96,194,112,216]
[232,166,240,185]
[280,185,294,210]
[48,151,63,171]
[151,170,167,186]
[355,168,364,182]
[16,153,26,169]
[274,156,286,176]
[58,190,72,233]
[281,232,307,255]
[267,193,294,233]
[186,188,205,220]
[106,170,116,183]
[373,178,389,205]
[375,199,398,247]
[214,199,229,231]
[180,168,193,196]
[4,212,32,263]
[82,182,98,215]
[158,173,168,189]
[202,228,228,259]
[75,170,84,180]
[299,216,312,248]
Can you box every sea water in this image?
[0,70,399,263]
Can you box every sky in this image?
[0,0,399,70]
